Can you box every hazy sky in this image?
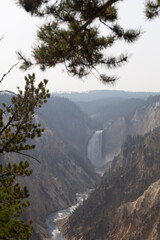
[0,0,160,93]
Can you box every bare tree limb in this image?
[0,90,17,95]
[0,62,19,84]
[0,35,4,41]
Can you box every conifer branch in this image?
[12,151,41,163]
[70,0,120,43]
[16,0,141,82]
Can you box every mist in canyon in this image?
[1,90,160,240]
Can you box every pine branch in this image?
[0,115,15,135]
[100,74,118,84]
[102,54,128,68]
[145,0,160,19]
[12,151,40,163]
[70,0,120,43]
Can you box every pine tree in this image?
[145,0,160,19]
[0,72,50,239]
[16,0,141,83]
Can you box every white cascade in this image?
[87,130,103,168]
[46,192,90,240]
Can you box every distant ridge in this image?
[53,90,159,102]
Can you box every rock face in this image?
[102,95,160,164]
[113,179,160,240]
[61,128,160,240]
[102,117,127,163]
[1,96,100,240]
[22,127,99,240]
[130,101,160,135]
[3,124,99,240]
[39,97,97,156]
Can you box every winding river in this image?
[46,130,105,239]
[46,191,90,240]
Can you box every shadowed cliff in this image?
[61,128,160,240]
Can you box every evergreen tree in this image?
[0,72,50,239]
[16,0,141,83]
[145,0,160,19]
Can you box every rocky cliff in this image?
[111,179,160,240]
[25,126,99,239]
[1,96,100,240]
[102,117,128,163]
[61,128,160,240]
[3,124,99,240]
[130,100,160,135]
[39,96,97,156]
[102,95,160,164]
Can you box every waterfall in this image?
[88,130,103,168]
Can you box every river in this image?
[46,191,91,240]
[46,130,105,239]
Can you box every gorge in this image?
[1,91,160,240]
[46,191,91,240]
[46,128,105,239]
[50,93,160,240]
[60,127,160,240]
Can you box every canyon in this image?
[61,127,160,240]
[1,90,160,240]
